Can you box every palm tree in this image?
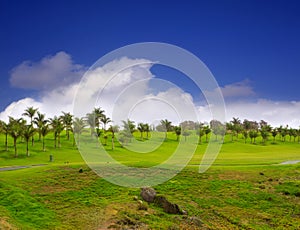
[210,120,226,141]
[279,126,288,142]
[160,119,172,139]
[101,115,111,131]
[196,123,205,144]
[226,122,235,142]
[22,107,38,146]
[93,107,105,129]
[60,112,73,140]
[41,124,50,151]
[174,126,181,141]
[203,125,211,142]
[8,117,25,157]
[108,125,119,150]
[121,119,135,144]
[85,113,97,136]
[243,130,248,143]
[249,130,258,144]
[49,116,64,148]
[137,123,145,140]
[23,125,35,156]
[72,117,86,147]
[260,125,271,144]
[271,128,278,142]
[144,123,150,139]
[291,128,298,142]
[34,112,48,141]
[231,117,242,139]
[0,120,9,151]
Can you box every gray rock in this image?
[140,187,157,203]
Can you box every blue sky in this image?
[0,0,300,126]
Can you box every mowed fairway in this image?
[0,132,299,229]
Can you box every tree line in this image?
[0,107,299,157]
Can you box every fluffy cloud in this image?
[221,79,256,98]
[196,99,300,128]
[10,51,85,91]
[2,53,300,128]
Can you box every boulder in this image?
[140,187,157,203]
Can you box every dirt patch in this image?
[0,217,17,230]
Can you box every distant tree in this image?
[173,126,181,141]
[196,123,205,144]
[260,125,271,144]
[85,113,97,137]
[144,123,150,139]
[72,117,86,147]
[243,130,248,143]
[271,128,278,142]
[8,117,25,157]
[120,119,135,144]
[180,120,196,130]
[137,123,146,140]
[160,119,173,139]
[60,112,73,140]
[101,115,111,131]
[249,130,258,144]
[226,122,235,142]
[278,126,288,142]
[288,128,295,142]
[243,119,251,131]
[23,125,35,156]
[34,112,48,141]
[108,125,119,150]
[203,125,211,142]
[0,120,9,151]
[93,107,105,129]
[182,130,190,142]
[291,128,298,142]
[210,120,226,141]
[22,106,38,146]
[231,117,242,139]
[41,124,50,151]
[49,116,64,148]
[99,115,111,144]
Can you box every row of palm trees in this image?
[0,107,299,157]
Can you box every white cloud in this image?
[221,79,255,98]
[196,99,300,128]
[10,51,85,91]
[2,53,300,128]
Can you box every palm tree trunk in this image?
[58,134,61,148]
[112,136,114,150]
[14,138,17,157]
[43,137,45,151]
[26,141,29,157]
[5,133,8,151]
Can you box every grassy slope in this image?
[0,132,299,229]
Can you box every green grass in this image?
[0,131,299,229]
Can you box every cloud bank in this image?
[10,51,85,91]
[1,52,300,128]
